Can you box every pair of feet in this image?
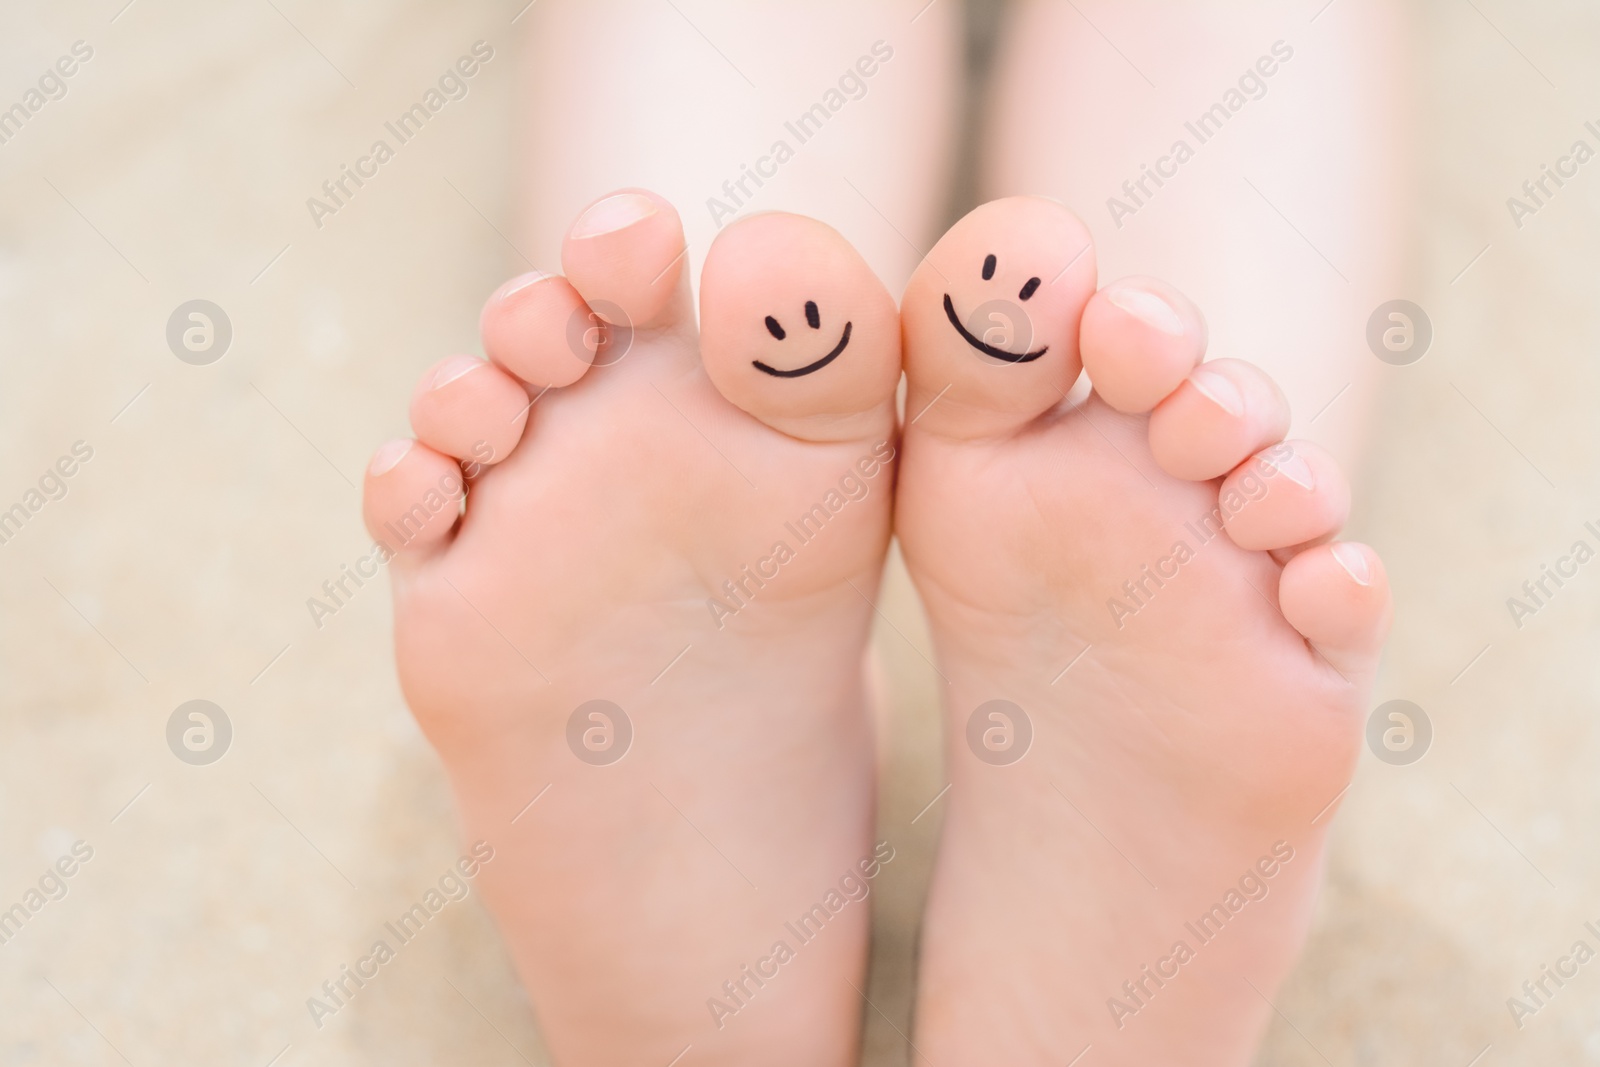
[360,190,1390,1066]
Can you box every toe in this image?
[480,272,597,389]
[1079,276,1206,414]
[361,439,464,558]
[560,189,688,331]
[409,355,529,465]
[1220,441,1349,552]
[902,197,1097,440]
[1279,542,1392,680]
[1148,359,1291,481]
[700,212,900,442]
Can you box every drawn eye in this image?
[982,254,996,280]
[1019,277,1041,301]
[805,300,820,328]
[765,315,785,340]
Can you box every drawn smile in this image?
[943,294,1047,364]
[752,322,852,378]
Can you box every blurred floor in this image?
[0,1,1597,1064]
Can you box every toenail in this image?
[369,439,412,475]
[493,271,553,301]
[1332,542,1371,586]
[430,356,483,389]
[1107,285,1185,336]
[1263,447,1315,491]
[571,193,658,238]
[1188,366,1243,417]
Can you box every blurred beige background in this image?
[2,0,1598,1064]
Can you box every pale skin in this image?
[980,0,1412,470]
[360,2,1400,1064]
[364,190,1389,1065]
[899,196,1387,1065]
[367,196,900,1067]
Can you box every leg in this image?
[375,8,963,1062]
[517,0,964,294]
[980,0,1412,467]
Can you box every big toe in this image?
[700,212,900,443]
[901,197,1097,440]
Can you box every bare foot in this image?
[362,190,902,1066]
[897,197,1392,1065]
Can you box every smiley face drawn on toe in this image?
[752,299,853,378]
[944,254,1048,364]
